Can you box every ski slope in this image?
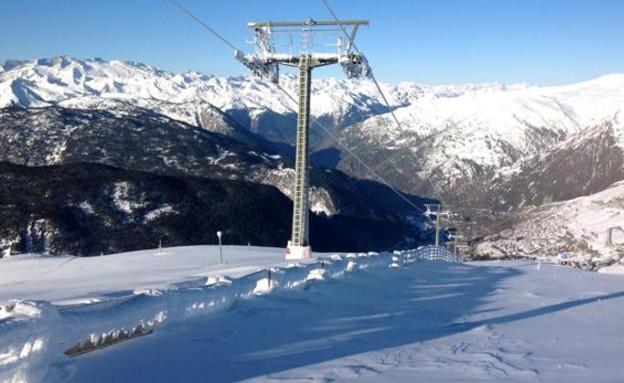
[0,246,309,305]
[2,247,624,382]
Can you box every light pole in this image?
[216,231,223,264]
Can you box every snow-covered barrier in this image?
[63,312,164,358]
[0,251,398,382]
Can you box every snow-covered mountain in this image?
[1,56,519,116]
[475,180,624,269]
[0,56,400,143]
[335,74,624,204]
[4,56,621,208]
[2,56,624,261]
[0,104,435,256]
[488,117,624,209]
[0,56,535,149]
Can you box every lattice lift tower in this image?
[235,18,371,259]
[424,204,452,247]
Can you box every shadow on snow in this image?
[63,261,524,382]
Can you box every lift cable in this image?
[165,0,427,215]
[167,0,240,51]
[320,0,449,208]
[274,82,427,214]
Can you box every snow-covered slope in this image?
[476,180,624,267]
[0,245,305,303]
[0,56,555,148]
[337,75,624,201]
[0,56,406,132]
[2,247,624,382]
[488,117,624,209]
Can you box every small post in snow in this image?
[217,231,223,264]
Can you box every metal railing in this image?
[411,245,462,263]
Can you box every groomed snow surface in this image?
[1,246,624,382]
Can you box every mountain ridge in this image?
[2,56,623,262]
[4,56,622,200]
[0,161,421,256]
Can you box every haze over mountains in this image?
[1,56,622,265]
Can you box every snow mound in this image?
[390,255,402,268]
[346,261,356,272]
[133,288,163,297]
[306,268,327,281]
[252,278,275,295]
[598,264,624,275]
[0,301,41,322]
[205,276,232,287]
[0,337,44,367]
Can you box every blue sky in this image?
[1,0,623,85]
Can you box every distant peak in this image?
[589,73,624,84]
[1,59,28,71]
[36,56,76,67]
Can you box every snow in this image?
[305,267,327,281]
[78,201,94,215]
[2,56,622,191]
[352,73,624,183]
[598,263,624,275]
[143,205,175,222]
[111,181,142,214]
[252,277,275,295]
[0,302,41,322]
[2,247,624,382]
[0,337,44,369]
[309,186,336,216]
[477,180,624,265]
[0,246,308,304]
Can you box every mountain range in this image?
[1,56,622,265]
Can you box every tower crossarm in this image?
[247,19,369,29]
[275,54,340,68]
